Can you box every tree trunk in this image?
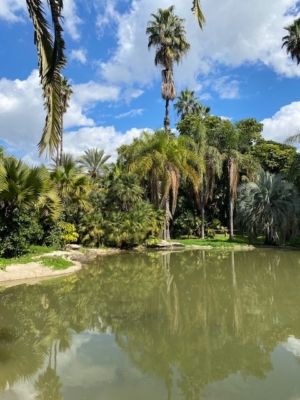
[164,98,170,131]
[229,194,234,241]
[228,160,235,241]
[59,112,64,166]
[163,198,171,240]
[200,179,205,239]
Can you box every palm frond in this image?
[26,0,66,157]
[191,0,206,29]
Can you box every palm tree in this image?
[174,89,198,120]
[77,148,111,178]
[174,89,210,121]
[26,0,66,158]
[146,6,190,131]
[57,76,73,166]
[118,130,200,240]
[0,158,60,219]
[177,115,222,238]
[236,171,300,245]
[26,2,204,157]
[0,158,61,256]
[282,18,300,65]
[50,153,91,212]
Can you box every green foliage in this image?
[0,245,58,270]
[58,222,78,248]
[282,18,300,65]
[235,118,263,154]
[236,171,300,245]
[252,140,296,174]
[172,235,253,247]
[40,256,74,270]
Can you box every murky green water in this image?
[1,249,300,399]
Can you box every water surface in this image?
[1,249,300,400]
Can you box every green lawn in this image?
[0,245,74,270]
[173,235,263,247]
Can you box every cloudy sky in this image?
[1,0,300,164]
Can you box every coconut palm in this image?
[236,171,300,245]
[77,148,111,178]
[282,18,300,65]
[147,6,190,131]
[174,89,210,121]
[56,76,73,166]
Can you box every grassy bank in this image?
[173,235,263,247]
[0,245,74,271]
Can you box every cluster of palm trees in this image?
[0,147,167,256]
[2,3,299,252]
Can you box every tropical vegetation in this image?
[1,5,300,259]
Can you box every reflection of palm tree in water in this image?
[34,307,72,400]
[231,252,243,337]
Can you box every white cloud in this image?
[63,0,82,40]
[261,101,300,143]
[70,48,87,64]
[0,71,120,154]
[64,126,150,161]
[115,108,144,118]
[1,0,82,40]
[283,336,300,357]
[73,81,120,104]
[204,76,240,99]
[96,0,120,37]
[99,0,300,96]
[0,0,26,22]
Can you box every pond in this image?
[1,249,300,400]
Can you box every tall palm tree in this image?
[26,2,204,157]
[118,130,200,240]
[146,6,190,131]
[77,148,111,178]
[282,18,300,65]
[174,89,210,121]
[177,115,222,238]
[57,76,73,166]
[236,171,300,245]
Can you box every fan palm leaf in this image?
[282,18,300,65]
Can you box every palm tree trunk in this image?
[228,159,235,241]
[59,111,63,166]
[163,198,171,240]
[229,194,234,241]
[200,178,205,239]
[164,98,170,131]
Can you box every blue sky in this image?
[1,0,300,164]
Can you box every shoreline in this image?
[0,248,120,287]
